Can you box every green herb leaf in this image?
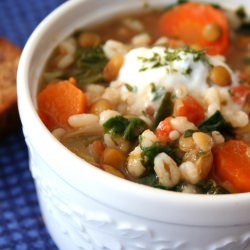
[236,6,247,20]
[71,46,108,86]
[124,118,148,141]
[138,47,209,74]
[103,116,129,137]
[197,180,229,194]
[183,67,192,75]
[76,46,107,65]
[210,3,221,9]
[164,0,188,11]
[153,92,173,129]
[137,173,168,190]
[140,142,182,171]
[124,83,134,92]
[198,111,235,138]
[243,57,250,65]
[103,116,147,142]
[150,82,157,93]
[238,22,250,35]
[184,129,197,137]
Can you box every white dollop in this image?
[118,47,235,94]
[116,46,238,116]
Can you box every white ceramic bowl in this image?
[17,1,250,249]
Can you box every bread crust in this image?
[0,38,21,138]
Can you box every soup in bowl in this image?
[17,0,250,249]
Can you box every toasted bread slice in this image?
[0,38,21,138]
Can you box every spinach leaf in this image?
[171,180,229,194]
[198,111,235,138]
[124,118,148,141]
[236,6,247,20]
[183,129,197,138]
[137,173,168,190]
[210,3,221,9]
[153,92,173,129]
[197,180,229,194]
[103,116,147,142]
[103,116,129,137]
[141,142,181,171]
[243,57,250,65]
[238,22,250,35]
[164,0,188,11]
[72,46,108,87]
[141,144,163,170]
[177,0,187,4]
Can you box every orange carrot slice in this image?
[37,77,87,130]
[158,2,229,55]
[213,140,250,193]
[231,85,250,117]
[231,85,250,105]
[174,96,205,125]
[155,116,174,142]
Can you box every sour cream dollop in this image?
[115,46,238,117]
[118,46,235,94]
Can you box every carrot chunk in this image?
[174,96,205,125]
[231,85,250,117]
[231,85,250,106]
[155,116,174,143]
[37,77,87,130]
[158,2,229,55]
[213,140,250,193]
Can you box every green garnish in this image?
[198,111,235,139]
[150,82,157,93]
[153,92,173,129]
[140,142,181,171]
[124,83,134,92]
[103,116,147,142]
[238,22,250,35]
[172,180,228,194]
[70,46,108,87]
[243,57,250,65]
[184,111,235,139]
[164,0,188,11]
[138,47,209,74]
[136,140,181,190]
[183,67,192,75]
[103,116,129,137]
[184,129,197,137]
[210,3,221,9]
[137,173,168,190]
[197,180,229,194]
[150,86,165,102]
[124,118,148,141]
[236,6,247,20]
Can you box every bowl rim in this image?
[17,0,250,226]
